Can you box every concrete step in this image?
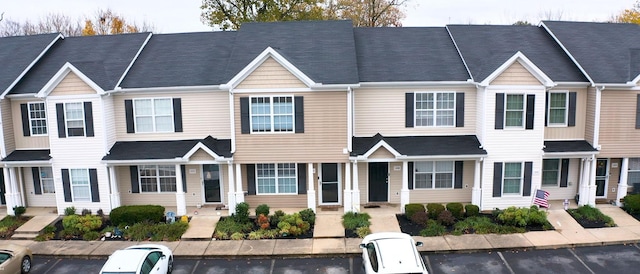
[181,215,219,240]
[14,215,60,234]
[10,233,38,240]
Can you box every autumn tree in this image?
[329,0,407,27]
[82,8,153,35]
[613,1,640,24]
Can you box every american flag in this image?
[533,189,550,208]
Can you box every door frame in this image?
[367,161,389,203]
[200,164,224,204]
[595,158,609,198]
[318,163,342,205]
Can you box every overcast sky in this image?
[1,0,636,33]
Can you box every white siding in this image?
[102,95,117,154]
[541,158,580,201]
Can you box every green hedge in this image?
[404,203,425,219]
[446,203,464,219]
[623,194,640,215]
[426,203,445,219]
[109,205,165,226]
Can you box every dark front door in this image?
[595,159,608,197]
[368,162,388,202]
[0,168,4,205]
[203,164,221,203]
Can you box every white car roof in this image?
[362,232,425,274]
[101,249,149,273]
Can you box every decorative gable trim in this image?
[362,140,402,159]
[182,142,226,161]
[36,62,104,98]
[540,22,595,86]
[480,51,554,88]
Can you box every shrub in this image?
[214,231,229,240]
[126,221,155,241]
[437,210,456,226]
[13,206,26,218]
[569,205,616,227]
[356,226,371,238]
[270,210,286,227]
[248,230,264,240]
[62,215,102,236]
[83,231,101,241]
[150,222,189,241]
[426,203,445,219]
[109,205,165,226]
[623,194,640,215]
[215,217,252,235]
[81,208,92,216]
[409,211,429,227]
[233,202,250,224]
[64,206,76,216]
[255,204,270,217]
[453,216,501,235]
[256,214,270,230]
[230,232,245,240]
[420,220,446,236]
[465,204,480,217]
[277,213,310,236]
[404,203,426,219]
[446,203,464,219]
[263,229,279,239]
[498,206,550,228]
[341,212,371,230]
[299,208,316,225]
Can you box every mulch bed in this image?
[569,217,609,228]
[395,214,552,236]
[217,216,314,240]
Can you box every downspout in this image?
[347,87,353,152]
[229,88,236,153]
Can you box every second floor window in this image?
[134,98,174,132]
[29,102,47,135]
[548,92,567,125]
[415,92,455,126]
[505,94,524,127]
[139,165,176,193]
[251,96,294,132]
[65,102,85,137]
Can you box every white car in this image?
[99,244,173,274]
[360,232,428,274]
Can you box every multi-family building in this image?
[0,20,638,216]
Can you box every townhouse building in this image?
[0,20,638,216]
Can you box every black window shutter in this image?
[246,164,256,195]
[84,102,94,137]
[295,96,304,133]
[21,104,30,137]
[560,159,570,188]
[525,94,535,130]
[495,93,504,129]
[568,92,577,127]
[32,167,42,195]
[130,166,139,193]
[125,100,135,133]
[456,92,465,127]
[56,103,66,138]
[408,162,414,190]
[636,94,640,129]
[181,165,187,192]
[173,98,183,132]
[523,162,533,196]
[454,161,464,189]
[240,97,250,134]
[405,93,414,128]
[0,168,4,204]
[493,163,503,197]
[62,169,72,202]
[297,163,307,194]
[89,168,100,202]
[544,92,548,127]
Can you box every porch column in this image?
[587,157,597,206]
[234,163,244,204]
[8,167,22,208]
[17,167,25,206]
[578,158,591,206]
[3,167,15,215]
[400,161,410,213]
[352,161,360,212]
[343,162,353,213]
[307,163,316,211]
[472,160,482,207]
[108,166,120,210]
[227,162,236,213]
[617,158,629,206]
[174,164,187,216]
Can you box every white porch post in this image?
[227,162,236,213]
[108,166,120,210]
[174,164,187,216]
[234,163,244,204]
[352,161,360,212]
[578,158,591,206]
[3,167,15,215]
[400,161,410,213]
[17,167,25,207]
[307,163,316,211]
[472,160,482,207]
[617,158,629,206]
[9,167,22,208]
[343,162,353,213]
[587,157,597,206]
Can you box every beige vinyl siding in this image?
[544,88,588,140]
[607,158,621,201]
[241,164,307,208]
[598,90,640,157]
[49,72,96,96]
[234,91,348,163]
[408,161,473,204]
[11,100,50,149]
[23,167,57,207]
[369,147,395,159]
[585,88,596,145]
[190,149,216,161]
[353,87,476,136]
[2,99,16,154]
[113,91,231,141]
[490,62,542,85]
[236,58,307,89]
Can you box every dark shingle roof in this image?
[447,25,587,83]
[0,33,60,95]
[2,149,51,162]
[9,33,149,95]
[354,27,469,82]
[543,21,640,83]
[543,140,597,153]
[120,32,237,88]
[103,136,231,161]
[352,134,486,157]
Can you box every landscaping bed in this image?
[0,206,31,239]
[566,205,616,228]
[622,193,640,223]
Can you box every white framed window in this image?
[256,163,297,194]
[503,162,523,195]
[28,102,47,135]
[70,169,90,201]
[133,98,174,133]
[548,92,568,125]
[415,92,455,127]
[505,94,524,128]
[542,159,560,186]
[138,165,177,193]
[250,96,294,133]
[65,102,85,137]
[39,167,55,194]
[628,158,640,189]
[414,161,454,189]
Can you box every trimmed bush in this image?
[255,204,270,217]
[465,204,480,217]
[81,208,92,216]
[446,203,464,219]
[356,226,371,238]
[233,202,250,224]
[426,203,445,219]
[437,210,456,226]
[109,205,165,226]
[568,205,615,227]
[623,194,640,215]
[299,208,316,225]
[405,203,426,219]
[12,206,26,218]
[277,213,310,236]
[420,220,446,237]
[342,212,371,230]
[270,210,286,227]
[498,206,550,227]
[64,206,76,216]
[83,231,101,241]
[62,215,102,236]
[409,211,429,227]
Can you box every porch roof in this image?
[543,140,597,153]
[102,136,232,161]
[351,134,487,158]
[1,149,51,162]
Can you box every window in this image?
[39,167,55,194]
[256,163,297,194]
[415,92,455,126]
[628,158,640,189]
[65,103,85,136]
[542,159,560,186]
[138,165,177,193]
[70,169,90,201]
[28,102,47,135]
[548,92,567,125]
[505,94,524,127]
[366,243,379,272]
[134,98,174,132]
[250,96,294,132]
[503,162,522,194]
[414,161,454,189]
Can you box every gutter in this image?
[359,81,473,87]
[109,85,223,94]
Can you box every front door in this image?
[320,163,341,205]
[368,162,388,202]
[595,159,608,197]
[202,164,221,203]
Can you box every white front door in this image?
[319,163,341,205]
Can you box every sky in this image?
[0,0,637,34]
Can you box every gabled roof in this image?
[354,27,470,82]
[8,33,150,95]
[119,31,236,88]
[352,134,487,158]
[0,33,62,98]
[447,25,587,83]
[102,136,232,162]
[542,21,640,84]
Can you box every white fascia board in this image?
[114,33,153,89]
[445,25,475,82]
[226,47,317,88]
[362,140,402,158]
[630,74,640,86]
[109,85,223,94]
[4,94,40,99]
[396,154,487,160]
[102,158,188,165]
[0,33,65,99]
[479,51,555,88]
[183,142,223,161]
[594,83,637,90]
[553,82,592,88]
[542,151,599,158]
[539,22,595,86]
[36,62,104,98]
[2,160,52,167]
[359,81,473,88]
